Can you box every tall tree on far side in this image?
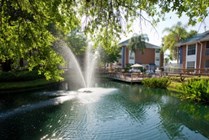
[162,22,197,59]
[128,34,149,54]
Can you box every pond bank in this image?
[0,79,59,94]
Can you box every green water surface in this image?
[0,81,209,140]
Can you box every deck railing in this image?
[164,68,209,76]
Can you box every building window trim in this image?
[187,44,196,55]
[128,50,135,64]
[206,42,209,56]
[186,43,197,69]
[155,49,160,53]
[187,61,195,69]
[205,60,209,68]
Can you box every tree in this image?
[127,34,149,54]
[164,54,173,65]
[155,0,209,25]
[0,0,208,80]
[65,29,87,57]
[100,45,120,64]
[0,0,79,80]
[162,22,197,59]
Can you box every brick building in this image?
[176,31,209,71]
[118,38,164,71]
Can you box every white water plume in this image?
[54,40,86,87]
[85,44,100,87]
[54,40,100,88]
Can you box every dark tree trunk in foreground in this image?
[1,60,12,72]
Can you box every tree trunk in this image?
[1,60,12,72]
[19,58,24,67]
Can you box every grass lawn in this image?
[0,79,57,90]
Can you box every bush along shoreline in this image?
[180,78,209,103]
[0,70,44,82]
[142,77,171,89]
[142,77,209,104]
[0,70,59,93]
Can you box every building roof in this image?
[176,30,209,46]
[119,37,160,49]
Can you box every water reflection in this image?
[0,81,209,140]
[160,99,209,139]
[101,82,209,139]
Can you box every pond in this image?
[0,81,209,140]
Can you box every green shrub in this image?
[0,72,16,82]
[142,77,171,89]
[169,76,185,82]
[124,64,131,72]
[0,70,44,82]
[16,70,44,81]
[181,78,209,103]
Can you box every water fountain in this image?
[1,40,209,139]
[54,40,99,90]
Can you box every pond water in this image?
[0,81,209,140]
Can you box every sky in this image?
[120,12,209,47]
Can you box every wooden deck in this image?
[106,72,149,83]
[100,68,209,84]
[104,72,208,83]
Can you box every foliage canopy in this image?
[99,45,120,64]
[65,28,87,57]
[0,0,208,80]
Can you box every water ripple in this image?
[1,85,209,140]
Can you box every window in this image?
[206,42,209,48]
[187,61,195,69]
[187,44,196,55]
[205,60,209,68]
[178,47,183,64]
[206,42,209,56]
[129,52,134,59]
[155,49,160,53]
[129,56,134,59]
[129,51,135,64]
